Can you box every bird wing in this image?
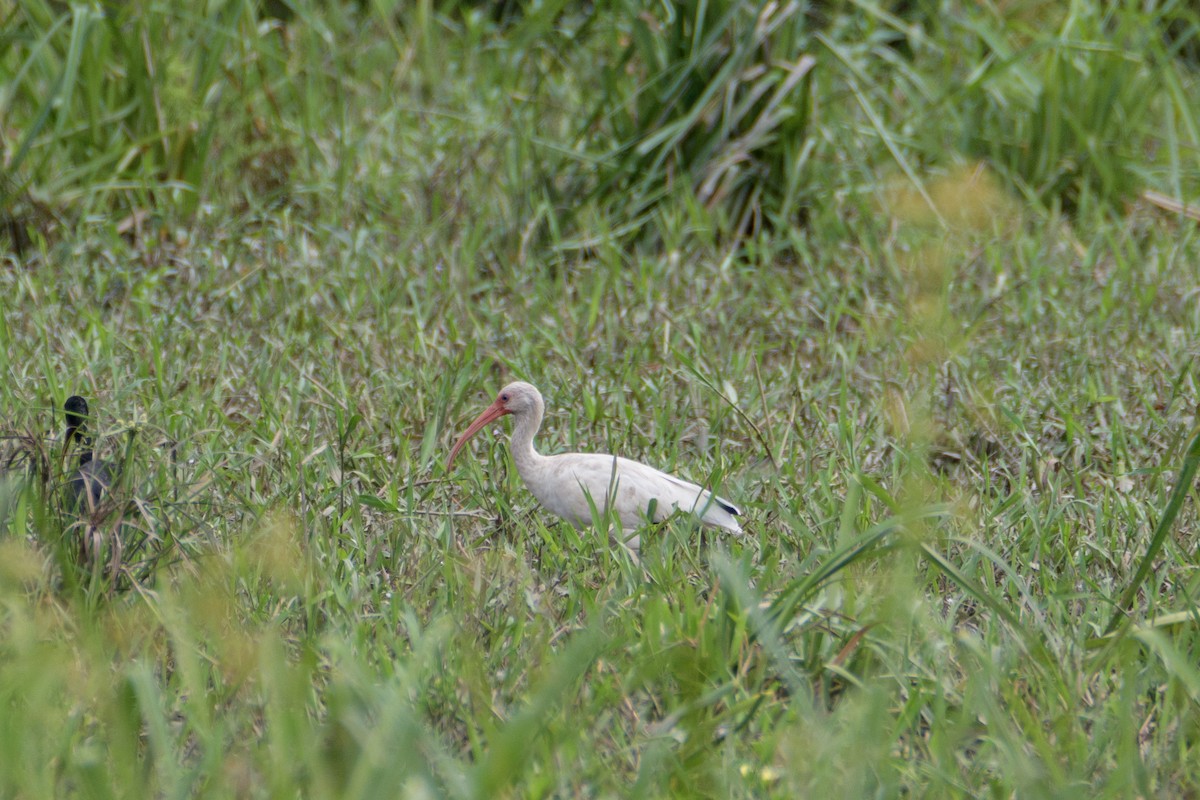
[537,453,741,534]
[613,457,742,533]
[70,459,114,510]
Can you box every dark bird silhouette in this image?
[63,395,114,510]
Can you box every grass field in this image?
[3,0,1200,796]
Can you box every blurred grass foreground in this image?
[3,0,1200,796]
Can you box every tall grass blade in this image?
[471,624,608,797]
[1105,427,1200,635]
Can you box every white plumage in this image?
[447,382,742,548]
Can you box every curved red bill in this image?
[447,400,511,468]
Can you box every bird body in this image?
[70,454,113,510]
[64,395,113,509]
[448,382,742,545]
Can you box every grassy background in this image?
[3,0,1200,796]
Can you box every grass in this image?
[2,0,1200,796]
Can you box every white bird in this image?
[447,382,742,550]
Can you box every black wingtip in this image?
[715,496,740,517]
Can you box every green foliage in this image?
[2,0,1200,796]
[2,0,262,218]
[0,0,395,232]
[950,0,1184,212]
[585,0,816,234]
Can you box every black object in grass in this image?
[64,395,114,509]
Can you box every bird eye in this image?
[501,393,509,402]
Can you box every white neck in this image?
[509,395,547,474]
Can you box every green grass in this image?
[3,0,1200,796]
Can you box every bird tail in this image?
[697,491,742,534]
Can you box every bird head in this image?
[447,381,543,468]
[494,382,541,415]
[64,395,90,438]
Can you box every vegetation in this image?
[2,0,1200,795]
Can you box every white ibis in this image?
[447,382,742,549]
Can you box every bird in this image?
[447,381,742,550]
[62,395,114,510]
